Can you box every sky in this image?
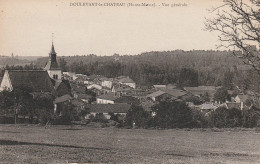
[0,0,227,57]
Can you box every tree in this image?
[152,100,194,128]
[214,87,230,103]
[201,92,211,102]
[242,108,260,127]
[209,107,229,128]
[34,93,54,124]
[185,95,203,105]
[222,70,234,90]
[59,58,67,72]
[178,68,199,87]
[125,105,152,128]
[205,0,260,73]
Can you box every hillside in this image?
[0,56,31,67]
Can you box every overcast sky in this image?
[0,0,227,57]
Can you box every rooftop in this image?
[97,92,118,101]
[118,77,135,83]
[146,90,167,98]
[54,94,72,104]
[236,94,250,102]
[85,103,131,113]
[164,89,187,98]
[6,70,55,93]
[226,102,241,109]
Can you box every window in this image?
[53,74,58,79]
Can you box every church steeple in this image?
[50,41,56,55]
[44,39,60,70]
[44,37,62,80]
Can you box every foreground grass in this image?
[0,125,260,163]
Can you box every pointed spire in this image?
[50,33,56,54]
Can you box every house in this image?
[100,77,113,89]
[184,86,219,101]
[53,94,73,113]
[146,90,172,102]
[54,94,73,104]
[0,70,55,94]
[200,102,218,111]
[164,89,188,100]
[112,84,132,96]
[118,76,136,89]
[96,92,119,104]
[234,94,250,103]
[63,72,76,81]
[54,95,86,115]
[87,84,102,90]
[225,102,242,110]
[73,74,88,84]
[74,93,93,103]
[234,94,252,110]
[53,79,71,97]
[114,96,140,105]
[71,82,86,94]
[85,103,131,119]
[153,85,166,90]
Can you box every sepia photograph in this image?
[0,0,259,163]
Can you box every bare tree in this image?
[205,0,260,73]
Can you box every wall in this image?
[96,98,114,104]
[101,80,113,88]
[124,82,136,89]
[47,70,62,80]
[0,71,12,91]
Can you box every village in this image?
[1,0,260,163]
[0,42,257,126]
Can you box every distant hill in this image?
[16,56,43,62]
[0,56,31,67]
[36,50,248,71]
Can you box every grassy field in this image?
[0,125,260,163]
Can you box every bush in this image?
[92,113,108,123]
[242,109,260,128]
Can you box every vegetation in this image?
[124,100,260,129]
[151,100,194,128]
[205,0,260,74]
[214,87,230,103]
[32,50,260,91]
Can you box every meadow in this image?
[0,125,260,163]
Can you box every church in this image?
[0,42,71,96]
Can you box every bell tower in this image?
[44,35,62,80]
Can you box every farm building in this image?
[85,103,131,119]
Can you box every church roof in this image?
[44,60,60,70]
[7,70,55,93]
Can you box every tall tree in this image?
[205,0,260,73]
